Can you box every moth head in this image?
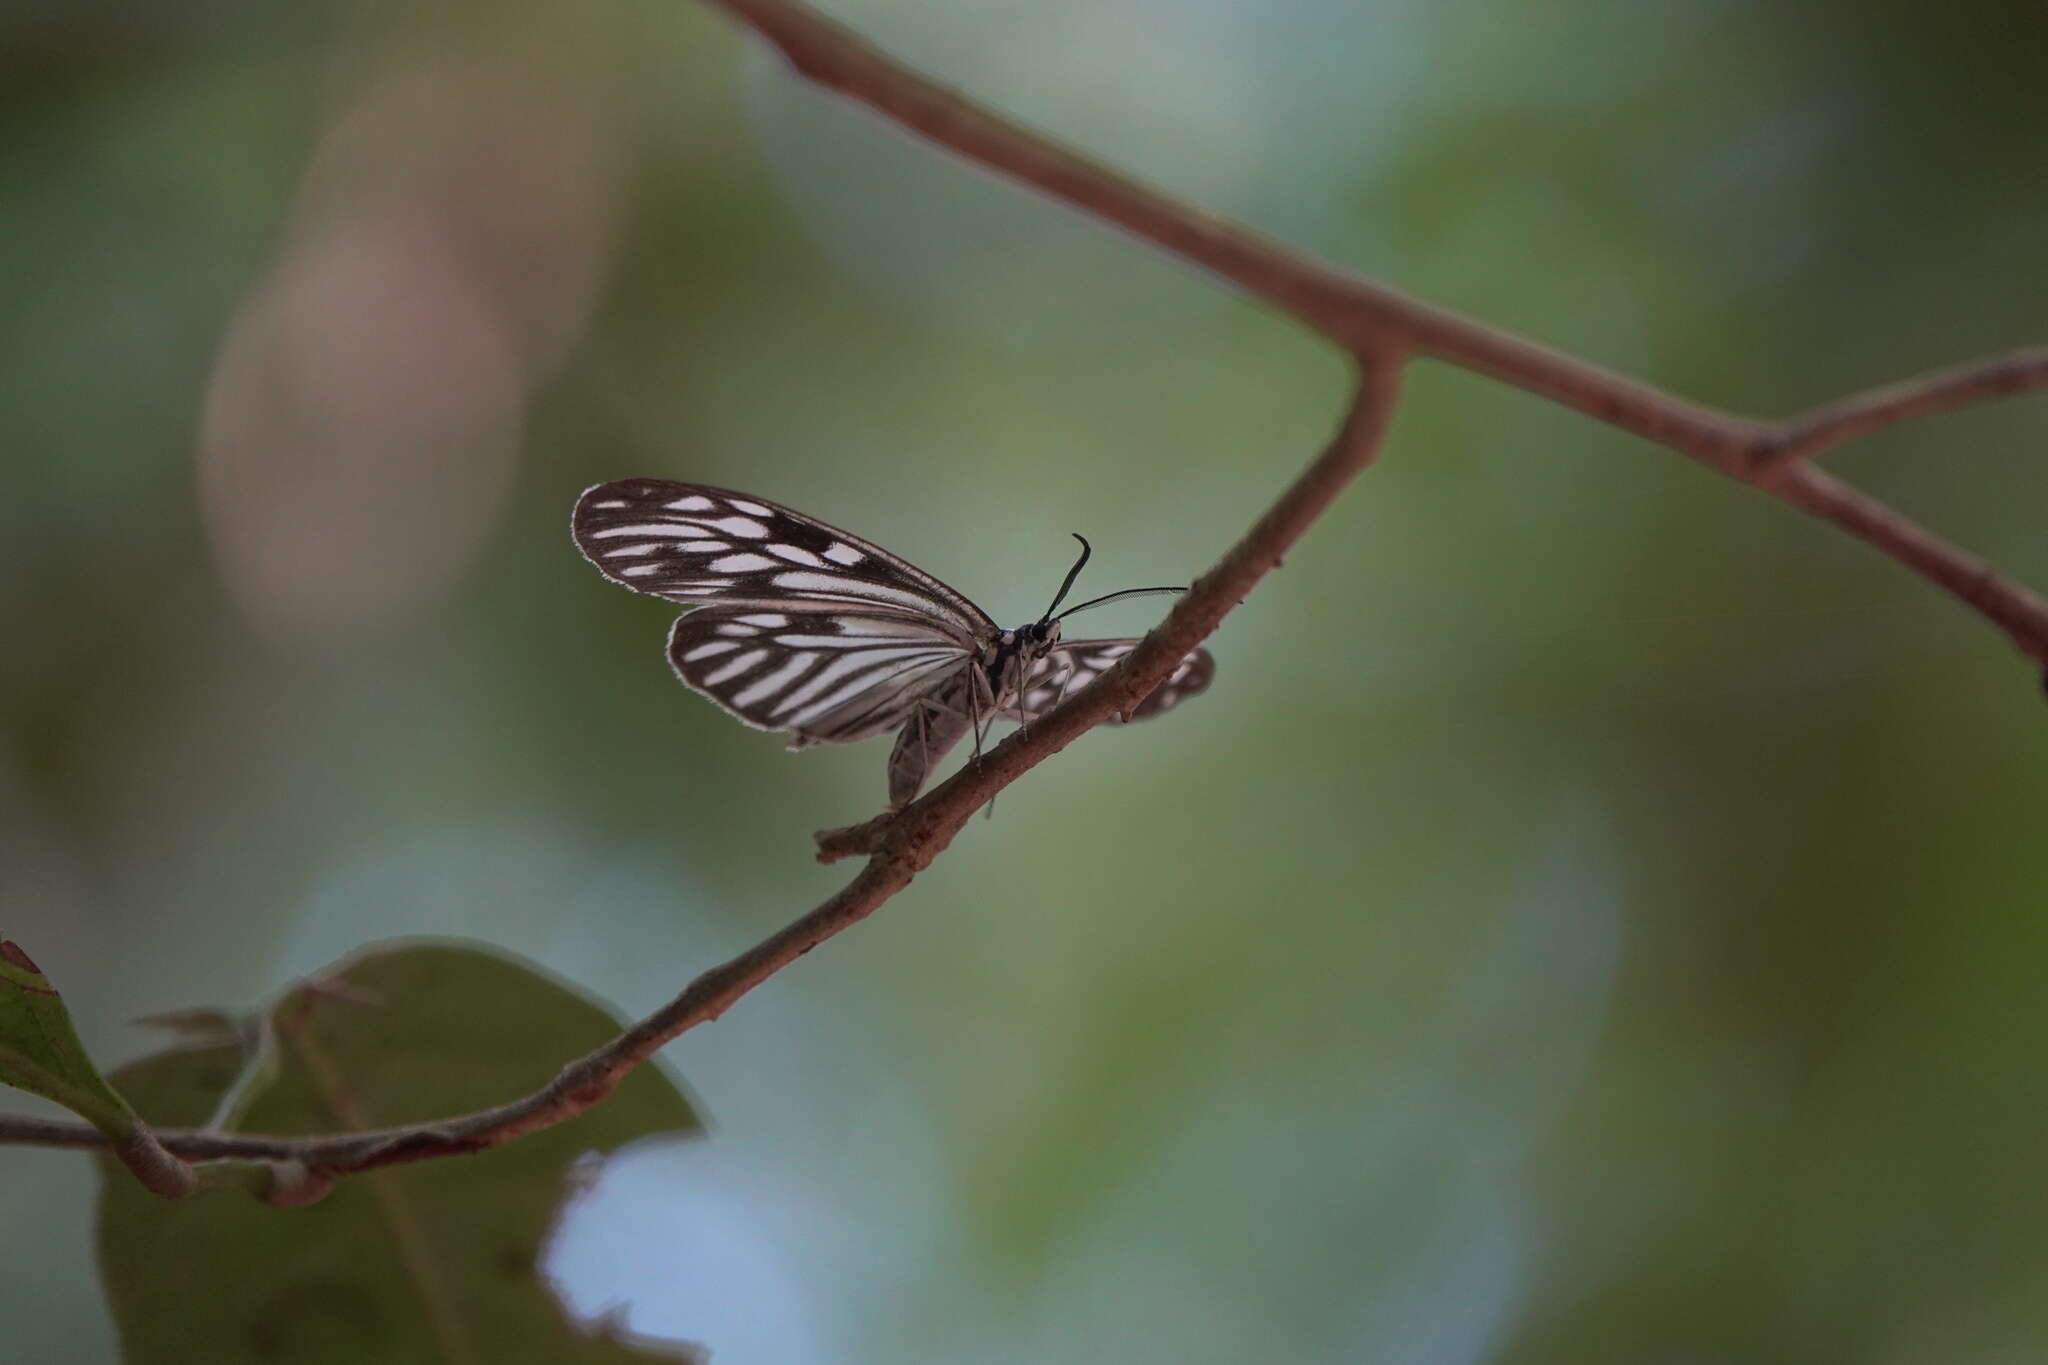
[1022,617,1063,650]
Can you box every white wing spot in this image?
[603,543,663,558]
[709,553,779,573]
[823,543,865,566]
[714,623,761,637]
[590,523,695,539]
[768,544,826,567]
[677,540,730,553]
[701,648,768,686]
[621,565,663,577]
[817,616,943,639]
[685,516,769,538]
[664,496,716,511]
[672,583,732,595]
[727,499,771,516]
[771,571,940,614]
[732,652,816,708]
[681,640,741,662]
[778,653,953,728]
[736,613,790,628]
[593,499,628,509]
[771,647,942,717]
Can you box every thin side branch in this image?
[1758,348,2048,466]
[1,355,1406,1174]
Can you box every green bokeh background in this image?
[4,2,2045,1361]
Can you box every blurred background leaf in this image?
[3,0,2045,1361]
[95,941,703,1363]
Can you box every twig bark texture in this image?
[10,0,2045,1183]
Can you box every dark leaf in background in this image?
[95,941,704,1364]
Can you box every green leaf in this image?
[97,940,706,1364]
[0,938,194,1197]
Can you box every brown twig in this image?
[1758,348,2048,467]
[12,0,2048,1176]
[708,0,1761,462]
[3,360,1403,1173]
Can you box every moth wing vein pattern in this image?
[571,479,1216,805]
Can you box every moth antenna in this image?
[1055,585,1186,620]
[1039,534,1093,622]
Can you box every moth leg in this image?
[1052,662,1078,712]
[967,666,1003,820]
[886,697,973,810]
[1022,660,1075,732]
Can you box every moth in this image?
[571,480,1214,806]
